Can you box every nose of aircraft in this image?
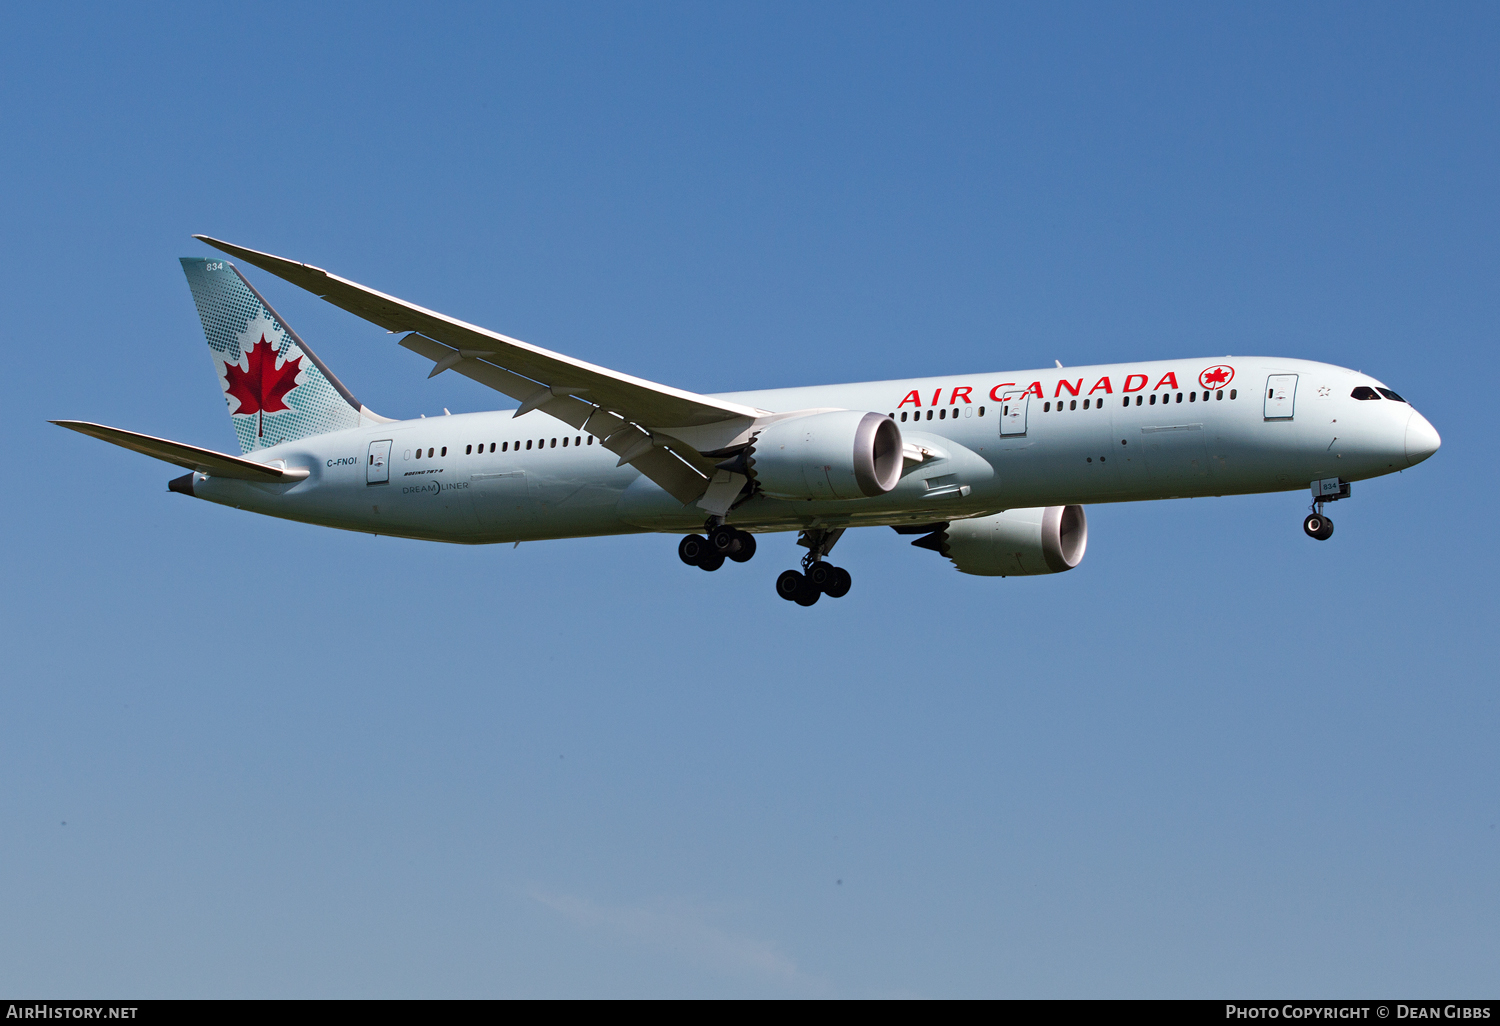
[1405,410,1441,466]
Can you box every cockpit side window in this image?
[1351,386,1381,400]
[1376,388,1406,403]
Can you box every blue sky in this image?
[1,2,1496,997]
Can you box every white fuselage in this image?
[188,356,1438,543]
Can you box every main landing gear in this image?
[775,528,851,606]
[1303,477,1350,541]
[679,521,757,571]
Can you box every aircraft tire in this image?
[1303,514,1334,541]
[793,580,821,606]
[710,524,743,556]
[679,534,708,565]
[776,570,804,600]
[806,561,836,591]
[825,566,852,598]
[697,551,725,571]
[728,532,756,562]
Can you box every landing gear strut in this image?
[1304,478,1349,542]
[776,528,852,605]
[679,520,756,572]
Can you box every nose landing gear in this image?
[1303,513,1334,540]
[1304,477,1350,541]
[776,528,852,605]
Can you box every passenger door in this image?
[1264,375,1298,420]
[1000,392,1029,436]
[366,439,392,484]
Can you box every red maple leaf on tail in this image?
[224,335,302,437]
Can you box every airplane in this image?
[54,237,1441,606]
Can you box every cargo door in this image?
[366,439,391,484]
[472,470,533,533]
[1264,375,1298,420]
[1139,422,1209,492]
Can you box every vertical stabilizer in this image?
[180,257,385,454]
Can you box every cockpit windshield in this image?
[1376,388,1406,403]
[1351,386,1381,400]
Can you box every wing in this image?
[193,236,768,504]
[52,421,307,481]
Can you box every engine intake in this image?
[749,411,903,501]
[909,506,1088,576]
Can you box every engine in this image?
[748,411,904,501]
[912,506,1088,576]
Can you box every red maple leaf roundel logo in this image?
[1199,364,1234,390]
[224,335,302,437]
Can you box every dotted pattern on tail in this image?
[181,257,362,455]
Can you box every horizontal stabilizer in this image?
[51,421,305,481]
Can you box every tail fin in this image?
[180,257,387,454]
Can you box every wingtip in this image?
[194,233,237,253]
[191,235,326,276]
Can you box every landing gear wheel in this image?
[710,524,743,557]
[679,534,708,566]
[728,532,756,563]
[697,550,725,571]
[1303,514,1334,541]
[793,580,821,606]
[806,561,836,591]
[776,570,804,601]
[824,566,852,598]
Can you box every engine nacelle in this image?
[922,506,1088,576]
[749,411,903,500]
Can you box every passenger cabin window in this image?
[1376,388,1406,403]
[1351,386,1381,400]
